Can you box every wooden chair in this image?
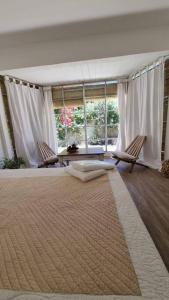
[38,142,58,167]
[112,135,146,173]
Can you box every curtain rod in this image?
[129,55,167,80]
[129,63,160,80]
[3,75,42,89]
[2,74,127,89]
[51,77,128,88]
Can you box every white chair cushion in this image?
[112,151,136,161]
[65,166,106,182]
[70,160,114,172]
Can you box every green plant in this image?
[1,157,25,169]
[85,99,119,126]
[107,101,119,125]
[73,109,84,125]
[54,98,119,144]
[55,107,84,141]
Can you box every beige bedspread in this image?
[0,168,169,300]
[0,174,140,296]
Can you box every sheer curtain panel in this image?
[43,87,58,154]
[117,61,164,169]
[116,82,127,151]
[5,79,45,166]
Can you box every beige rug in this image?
[0,174,140,296]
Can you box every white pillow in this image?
[70,160,114,172]
[65,166,106,182]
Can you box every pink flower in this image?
[60,107,74,126]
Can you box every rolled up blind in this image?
[52,82,117,108]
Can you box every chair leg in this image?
[115,159,120,166]
[66,160,69,166]
[129,162,135,173]
[135,161,149,169]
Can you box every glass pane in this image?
[64,85,83,107]
[86,113,105,126]
[105,82,117,98]
[54,107,63,115]
[106,97,119,126]
[54,112,67,153]
[85,82,105,99]
[85,98,105,113]
[57,127,67,153]
[87,126,105,148]
[72,108,85,126]
[106,97,118,109]
[85,98,106,126]
[66,126,86,148]
[54,105,85,152]
[107,125,118,152]
[107,110,119,125]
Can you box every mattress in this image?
[0,168,168,300]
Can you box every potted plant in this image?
[1,157,25,169]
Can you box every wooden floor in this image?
[116,161,169,272]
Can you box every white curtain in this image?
[43,87,58,154]
[5,79,57,167]
[165,102,169,159]
[117,61,164,169]
[116,82,127,151]
[0,85,13,160]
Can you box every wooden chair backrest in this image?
[125,135,146,158]
[38,142,56,161]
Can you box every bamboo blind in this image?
[52,83,117,108]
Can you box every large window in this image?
[53,81,119,153]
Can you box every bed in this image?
[0,168,168,300]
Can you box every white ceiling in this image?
[0,0,169,34]
[0,1,169,71]
[1,51,168,85]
